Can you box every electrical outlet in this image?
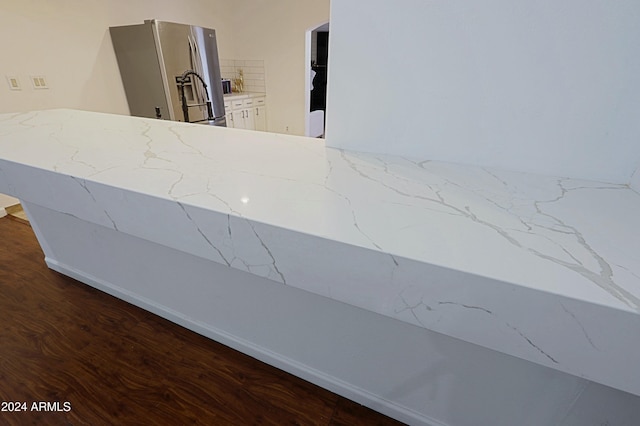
[31,75,49,89]
[285,126,289,133]
[6,76,21,90]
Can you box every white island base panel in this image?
[21,201,640,426]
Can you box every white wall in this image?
[0,0,233,115]
[0,0,328,136]
[631,167,640,193]
[325,0,640,183]
[226,0,329,135]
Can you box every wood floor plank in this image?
[0,217,405,425]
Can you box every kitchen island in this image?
[1,109,639,425]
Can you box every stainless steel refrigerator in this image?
[110,20,226,126]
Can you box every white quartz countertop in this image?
[1,109,639,395]
[223,92,265,100]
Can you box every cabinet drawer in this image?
[254,97,266,106]
[224,101,231,110]
[232,100,244,109]
[243,99,254,107]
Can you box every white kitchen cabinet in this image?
[254,97,267,132]
[229,110,241,129]
[224,94,267,132]
[242,98,256,130]
[230,98,245,129]
[224,100,233,128]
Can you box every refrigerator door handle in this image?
[187,35,202,106]
[189,34,209,113]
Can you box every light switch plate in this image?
[6,75,21,90]
[31,75,49,89]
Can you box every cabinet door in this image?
[224,101,233,128]
[244,109,256,131]
[231,110,245,129]
[254,97,267,132]
[255,106,267,132]
[241,99,255,131]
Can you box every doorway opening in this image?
[305,22,329,138]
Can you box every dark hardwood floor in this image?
[0,216,404,425]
